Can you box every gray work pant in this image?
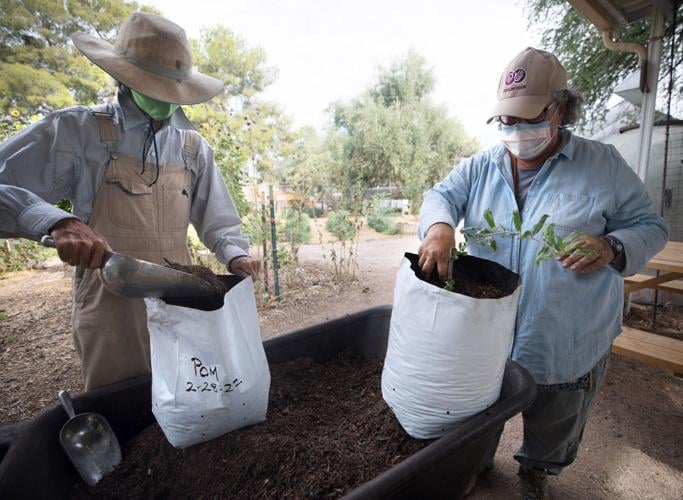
[483,350,610,475]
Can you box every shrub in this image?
[241,214,267,247]
[368,205,401,235]
[303,207,324,218]
[280,210,311,244]
[326,210,357,241]
[0,239,54,274]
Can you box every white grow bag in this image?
[382,253,521,439]
[146,275,270,448]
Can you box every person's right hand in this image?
[50,218,112,269]
[418,223,455,280]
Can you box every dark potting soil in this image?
[70,353,429,499]
[164,261,229,296]
[450,268,506,299]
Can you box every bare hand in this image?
[417,223,455,280]
[229,256,261,280]
[557,235,614,274]
[50,218,112,269]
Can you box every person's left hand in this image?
[557,235,614,274]
[229,256,261,280]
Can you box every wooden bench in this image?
[612,326,683,377]
[624,273,683,294]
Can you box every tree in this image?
[526,0,682,124]
[175,26,296,216]
[0,0,159,121]
[327,51,479,211]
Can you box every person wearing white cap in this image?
[0,12,260,390]
[418,47,668,499]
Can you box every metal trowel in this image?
[41,236,216,300]
[58,390,121,486]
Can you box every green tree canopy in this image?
[327,51,479,210]
[0,0,158,118]
[184,27,295,215]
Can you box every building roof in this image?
[567,0,674,31]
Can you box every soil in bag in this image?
[70,352,430,499]
[163,262,242,310]
[405,252,520,299]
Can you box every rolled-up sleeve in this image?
[605,146,669,276]
[418,156,475,240]
[190,139,249,265]
[0,111,79,240]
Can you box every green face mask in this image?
[131,89,180,120]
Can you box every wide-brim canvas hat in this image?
[486,47,567,123]
[71,12,223,105]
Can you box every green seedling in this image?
[444,209,596,291]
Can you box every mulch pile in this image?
[71,353,430,499]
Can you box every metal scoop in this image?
[58,390,122,486]
[41,236,216,300]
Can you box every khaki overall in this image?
[72,106,198,390]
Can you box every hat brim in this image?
[486,95,552,124]
[71,32,223,105]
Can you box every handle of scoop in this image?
[58,390,77,419]
[41,235,55,248]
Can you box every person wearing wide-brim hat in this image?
[418,48,668,499]
[0,12,260,390]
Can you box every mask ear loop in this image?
[546,102,561,126]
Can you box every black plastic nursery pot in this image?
[0,305,537,500]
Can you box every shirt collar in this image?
[555,128,575,160]
[116,90,196,131]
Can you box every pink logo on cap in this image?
[506,68,527,86]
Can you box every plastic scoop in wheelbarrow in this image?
[40,236,216,300]
[58,390,121,486]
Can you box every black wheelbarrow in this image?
[0,305,536,499]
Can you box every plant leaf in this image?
[484,208,495,229]
[543,223,556,247]
[534,246,551,265]
[512,210,522,232]
[490,239,498,252]
[521,231,533,240]
[531,214,549,235]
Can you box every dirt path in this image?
[1,234,682,499]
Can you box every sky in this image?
[146,0,542,147]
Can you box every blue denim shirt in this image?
[419,130,669,384]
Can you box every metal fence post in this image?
[269,185,281,301]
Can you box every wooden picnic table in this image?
[624,241,683,294]
[616,241,683,377]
